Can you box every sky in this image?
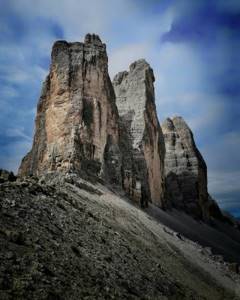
[0,0,239,217]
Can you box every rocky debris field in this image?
[0,173,240,300]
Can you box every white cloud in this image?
[202,131,240,172]
[200,131,240,209]
[8,0,174,75]
[208,170,240,195]
[0,63,47,85]
[5,127,32,142]
[109,43,149,78]
[186,96,226,132]
[0,86,18,98]
[0,140,32,173]
[11,0,135,40]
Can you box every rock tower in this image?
[19,34,122,186]
[113,60,165,207]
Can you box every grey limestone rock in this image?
[162,116,221,219]
[113,59,166,207]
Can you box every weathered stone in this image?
[113,60,165,207]
[162,116,210,218]
[0,169,16,183]
[18,34,121,186]
[0,173,238,300]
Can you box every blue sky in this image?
[0,0,239,217]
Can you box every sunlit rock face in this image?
[18,34,121,186]
[113,60,166,207]
[162,116,211,218]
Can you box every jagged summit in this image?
[113,59,154,85]
[162,116,191,128]
[52,33,104,47]
[84,33,103,45]
[128,58,151,70]
[162,117,175,131]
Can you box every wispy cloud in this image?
[5,127,32,142]
[109,43,149,78]
[0,140,32,173]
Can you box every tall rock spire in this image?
[113,59,166,207]
[162,116,221,219]
[17,34,224,216]
[18,34,121,185]
[18,35,165,208]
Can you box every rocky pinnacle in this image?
[18,34,122,186]
[18,34,219,216]
[18,35,167,207]
[162,116,219,218]
[113,60,165,207]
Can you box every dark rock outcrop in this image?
[18,34,121,187]
[113,60,165,207]
[162,116,222,219]
[0,169,16,183]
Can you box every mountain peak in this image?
[84,33,103,45]
[19,34,225,220]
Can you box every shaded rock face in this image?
[113,60,165,207]
[162,117,209,218]
[18,34,121,186]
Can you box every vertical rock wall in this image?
[113,60,165,207]
[19,34,121,186]
[18,33,220,215]
[162,116,212,218]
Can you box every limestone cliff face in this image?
[18,34,121,186]
[18,34,221,215]
[113,60,165,207]
[162,116,216,218]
